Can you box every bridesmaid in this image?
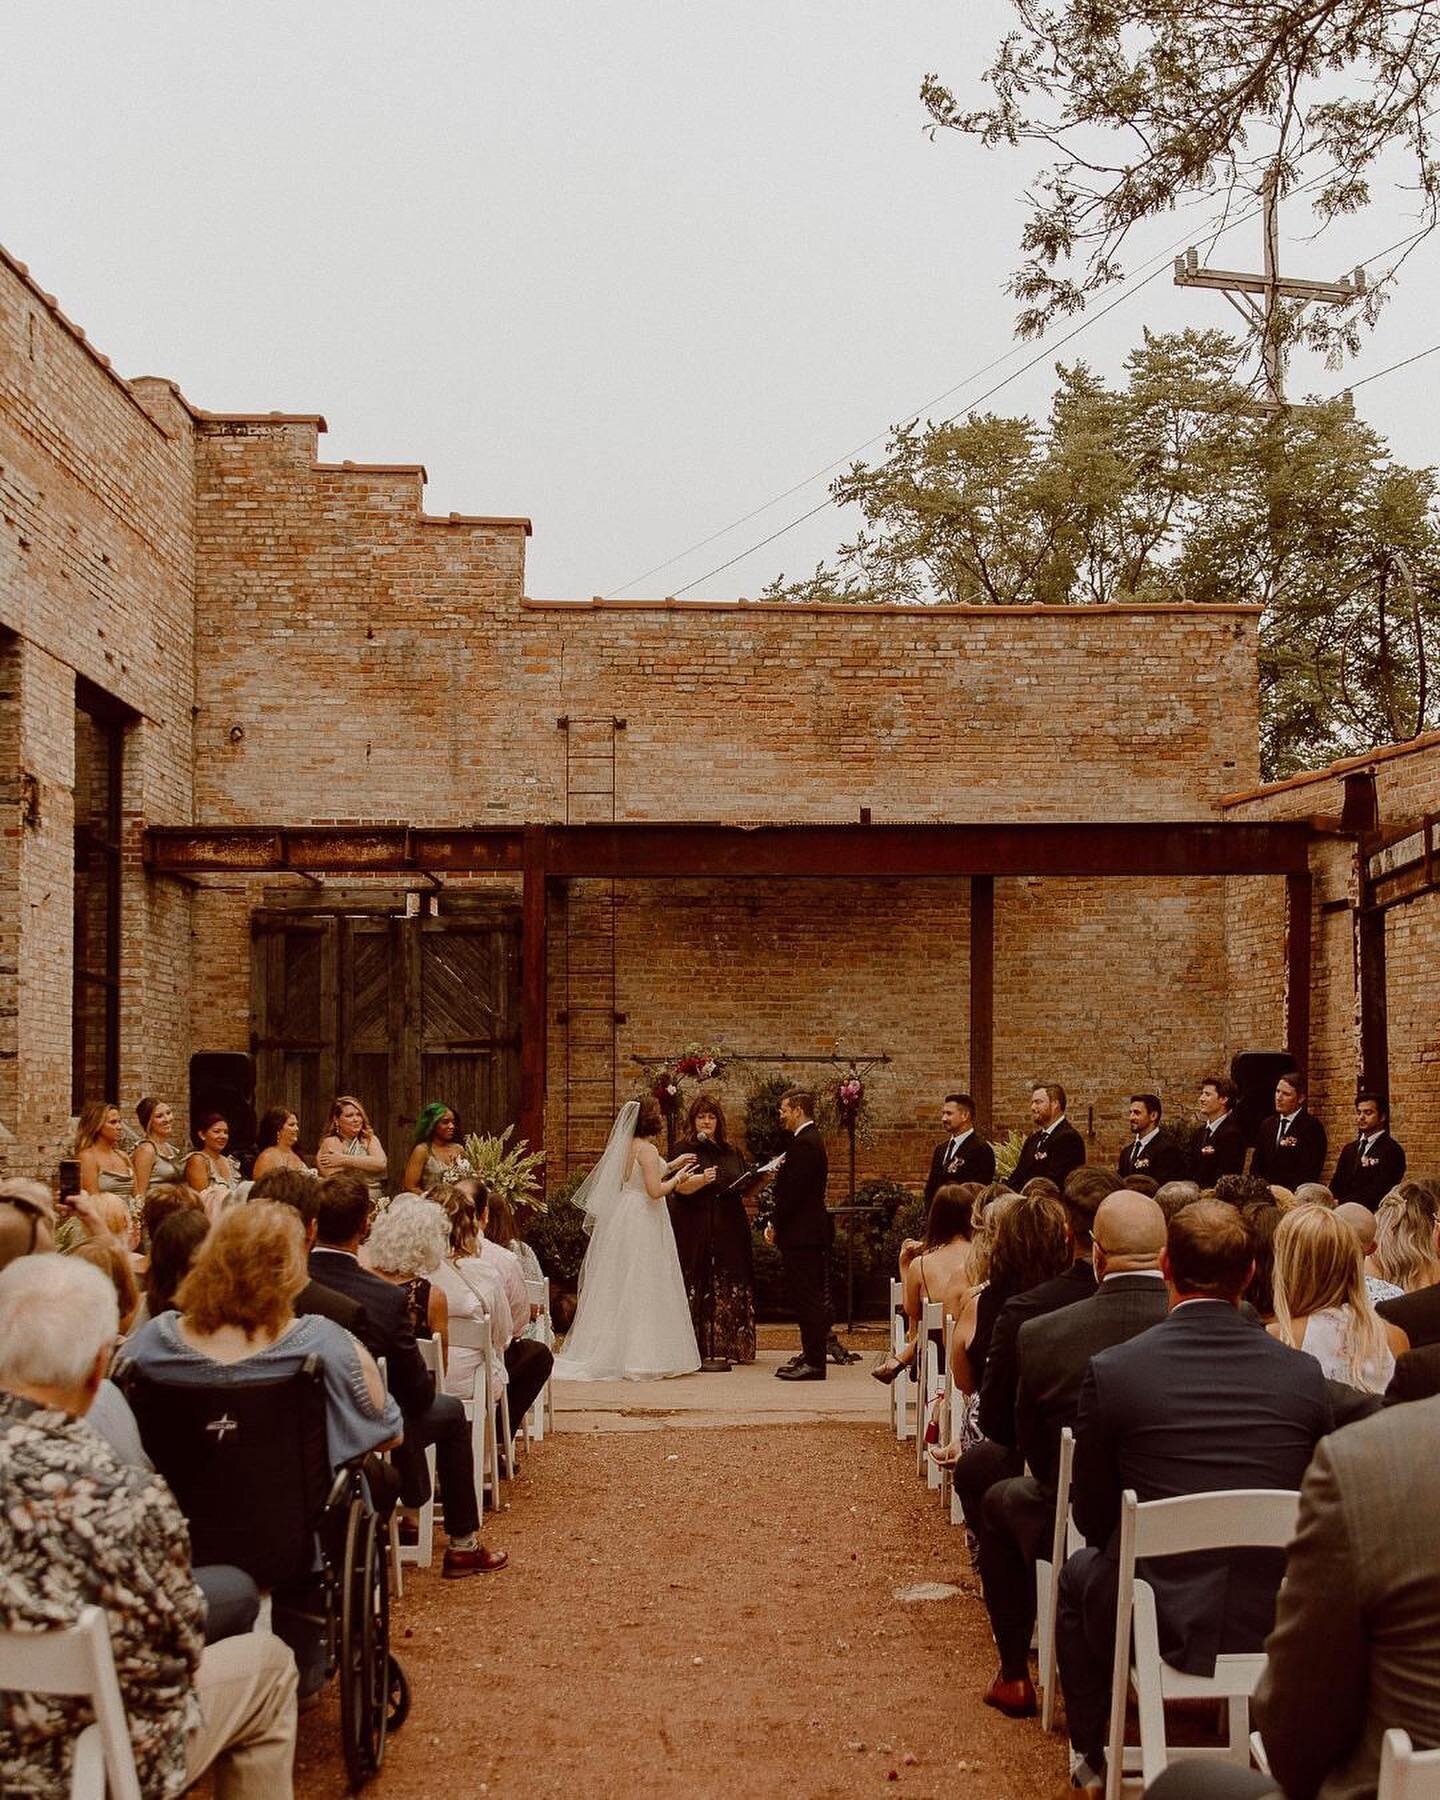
[402,1102,471,1193]
[131,1097,187,1197]
[316,1095,388,1201]
[76,1102,137,1223]
[183,1111,240,1216]
[669,1092,756,1364]
[252,1107,315,1181]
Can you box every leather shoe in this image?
[775,1362,826,1381]
[982,1671,1037,1719]
[442,1544,509,1578]
[395,1517,420,1547]
[871,1355,907,1386]
[778,1353,806,1371]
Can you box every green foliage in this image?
[526,1170,589,1286]
[740,1074,794,1163]
[766,330,1440,778]
[461,1125,547,1213]
[993,1128,1027,1184]
[919,0,1438,357]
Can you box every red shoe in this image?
[982,1671,1037,1718]
[442,1544,509,1578]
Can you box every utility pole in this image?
[1173,167,1366,405]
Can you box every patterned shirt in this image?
[0,1392,204,1798]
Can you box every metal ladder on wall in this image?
[556,716,625,1170]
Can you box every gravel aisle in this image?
[294,1417,1068,1799]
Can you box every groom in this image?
[767,1088,832,1382]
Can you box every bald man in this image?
[977,1192,1171,1720]
[1335,1201,1379,1258]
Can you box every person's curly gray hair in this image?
[366,1194,449,1277]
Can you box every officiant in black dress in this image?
[669,1092,756,1363]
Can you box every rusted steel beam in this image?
[144,819,1321,879]
[969,876,995,1134]
[518,827,548,1177]
[1284,869,1314,1074]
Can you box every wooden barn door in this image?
[252,905,522,1191]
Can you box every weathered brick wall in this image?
[1224,735,1440,1177]
[0,253,195,1170]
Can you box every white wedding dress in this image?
[553,1106,701,1382]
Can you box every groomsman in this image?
[1117,1094,1188,1187]
[1330,1091,1406,1211]
[1010,1084,1086,1191]
[1189,1073,1247,1184]
[1251,1069,1328,1188]
[923,1093,996,1202]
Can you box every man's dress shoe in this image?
[982,1671,1037,1718]
[775,1362,826,1381]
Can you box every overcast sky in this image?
[3,1,1435,600]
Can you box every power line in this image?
[1344,339,1440,392]
[614,148,1436,600]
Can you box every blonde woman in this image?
[1270,1204,1409,1394]
[76,1102,136,1207]
[316,1095,387,1201]
[1371,1181,1440,1294]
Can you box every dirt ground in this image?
[293,1377,1069,1800]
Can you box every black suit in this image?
[978,1259,1097,1449]
[294,1276,370,1345]
[975,1272,1170,1681]
[1250,1108,1327,1188]
[1387,1341,1440,1404]
[1378,1279,1440,1350]
[923,1131,996,1204]
[1188,1113,1247,1186]
[309,1247,480,1540]
[1056,1300,1330,1771]
[1118,1129,1188,1188]
[1010,1118,1086,1193]
[1330,1131,1406,1211]
[771,1123,831,1370]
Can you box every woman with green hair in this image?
[402,1102,473,1194]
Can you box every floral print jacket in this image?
[0,1391,204,1797]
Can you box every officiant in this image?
[670,1092,756,1363]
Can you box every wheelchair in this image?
[116,1355,409,1790]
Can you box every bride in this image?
[553,1096,704,1381]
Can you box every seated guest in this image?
[183,1110,240,1214]
[874,1183,974,1385]
[251,1108,315,1183]
[309,1172,507,1576]
[365,1194,450,1348]
[977,1165,1114,1453]
[1056,1199,1331,1794]
[485,1187,546,1289]
[315,1096,388,1203]
[142,1207,210,1322]
[0,1254,298,1795]
[1251,1393,1440,1798]
[1293,1181,1334,1208]
[1386,1342,1440,1404]
[0,1177,56,1267]
[1334,1199,1404,1303]
[125,1203,400,1472]
[139,1180,205,1259]
[1377,1191,1440,1348]
[1239,1196,1284,1322]
[1251,1069,1327,1189]
[1154,1180,1199,1222]
[1372,1180,1440,1293]
[1270,1204,1408,1393]
[248,1167,370,1338]
[1189,1074,1246,1184]
[1213,1173,1275,1211]
[976,1191,1169,1719]
[1118,1094,1188,1187]
[466,1181,554,1436]
[66,1235,141,1337]
[430,1184,513,1405]
[1329,1090,1406,1212]
[401,1102,472,1195]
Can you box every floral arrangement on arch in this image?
[650,1043,726,1116]
[835,1070,865,1129]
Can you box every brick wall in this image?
[0,252,195,1170]
[1224,736,1440,1177]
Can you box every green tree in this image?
[920,0,1440,353]
[765,330,1440,777]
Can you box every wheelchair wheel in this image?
[338,1502,391,1789]
[386,1654,411,1732]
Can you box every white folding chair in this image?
[393,1336,443,1579]
[916,1300,945,1487]
[447,1313,506,1512]
[888,1279,916,1442]
[1035,1425,1081,1731]
[523,1276,554,1443]
[1104,1487,1301,1798]
[1379,1728,1440,1799]
[0,1606,142,1800]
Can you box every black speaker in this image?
[1230,1051,1298,1146]
[189,1052,258,1161]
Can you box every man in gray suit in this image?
[1146,1395,1440,1800]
